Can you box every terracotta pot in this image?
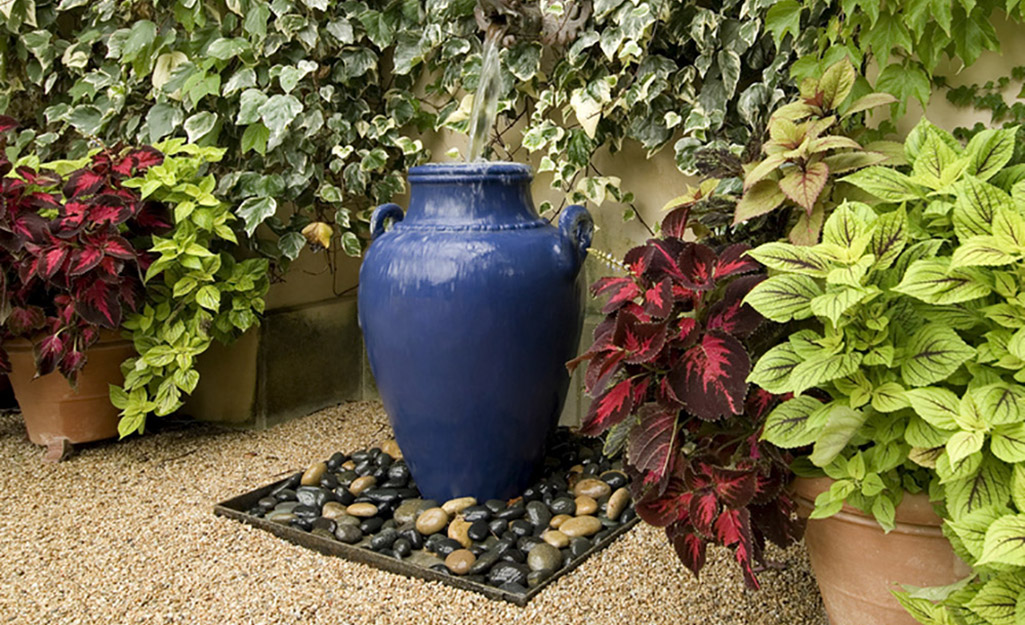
[793,477,970,625]
[6,331,135,448]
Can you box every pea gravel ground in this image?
[0,401,827,625]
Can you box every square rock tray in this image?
[214,435,638,606]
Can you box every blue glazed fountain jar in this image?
[358,163,593,501]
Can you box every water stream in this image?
[466,32,502,162]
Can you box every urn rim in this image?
[408,162,533,184]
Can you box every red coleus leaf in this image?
[667,523,707,579]
[705,275,766,339]
[661,206,690,239]
[689,491,719,535]
[67,247,104,277]
[16,166,60,187]
[708,465,758,509]
[58,349,87,380]
[624,244,651,277]
[745,387,779,421]
[34,244,70,281]
[63,169,106,198]
[6,306,45,335]
[584,348,625,393]
[113,146,164,176]
[0,116,18,133]
[668,330,750,421]
[627,403,678,489]
[34,333,66,377]
[97,234,137,260]
[714,243,760,279]
[88,193,134,225]
[131,202,173,233]
[678,243,717,291]
[613,311,667,365]
[675,317,698,346]
[580,378,634,436]
[644,238,686,281]
[11,212,49,244]
[714,508,758,589]
[53,201,90,236]
[643,277,673,318]
[591,276,641,314]
[750,495,804,548]
[75,279,123,328]
[636,476,690,527]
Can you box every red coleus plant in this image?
[569,207,803,589]
[0,117,168,381]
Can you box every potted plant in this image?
[0,120,268,458]
[569,200,803,588]
[745,118,1025,625]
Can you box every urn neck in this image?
[404,163,542,228]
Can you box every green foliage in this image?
[791,0,1025,118]
[944,66,1025,141]
[112,140,269,437]
[0,0,828,261]
[735,59,895,245]
[747,119,1025,625]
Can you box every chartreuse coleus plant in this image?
[735,58,896,246]
[112,139,269,437]
[569,206,802,589]
[743,118,1025,625]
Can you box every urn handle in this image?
[558,204,593,278]
[370,203,405,241]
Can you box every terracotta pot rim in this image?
[792,476,945,529]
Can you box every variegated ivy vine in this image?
[744,119,1025,625]
[0,0,829,266]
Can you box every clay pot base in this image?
[793,477,971,625]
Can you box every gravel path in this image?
[0,401,826,625]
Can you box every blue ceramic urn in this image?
[358,162,593,501]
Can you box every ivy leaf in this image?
[184,112,216,143]
[862,11,912,66]
[258,94,303,135]
[505,42,541,81]
[876,62,931,112]
[237,196,277,236]
[278,231,305,261]
[901,324,975,387]
[241,122,269,155]
[764,0,802,46]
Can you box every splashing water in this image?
[467,33,502,162]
